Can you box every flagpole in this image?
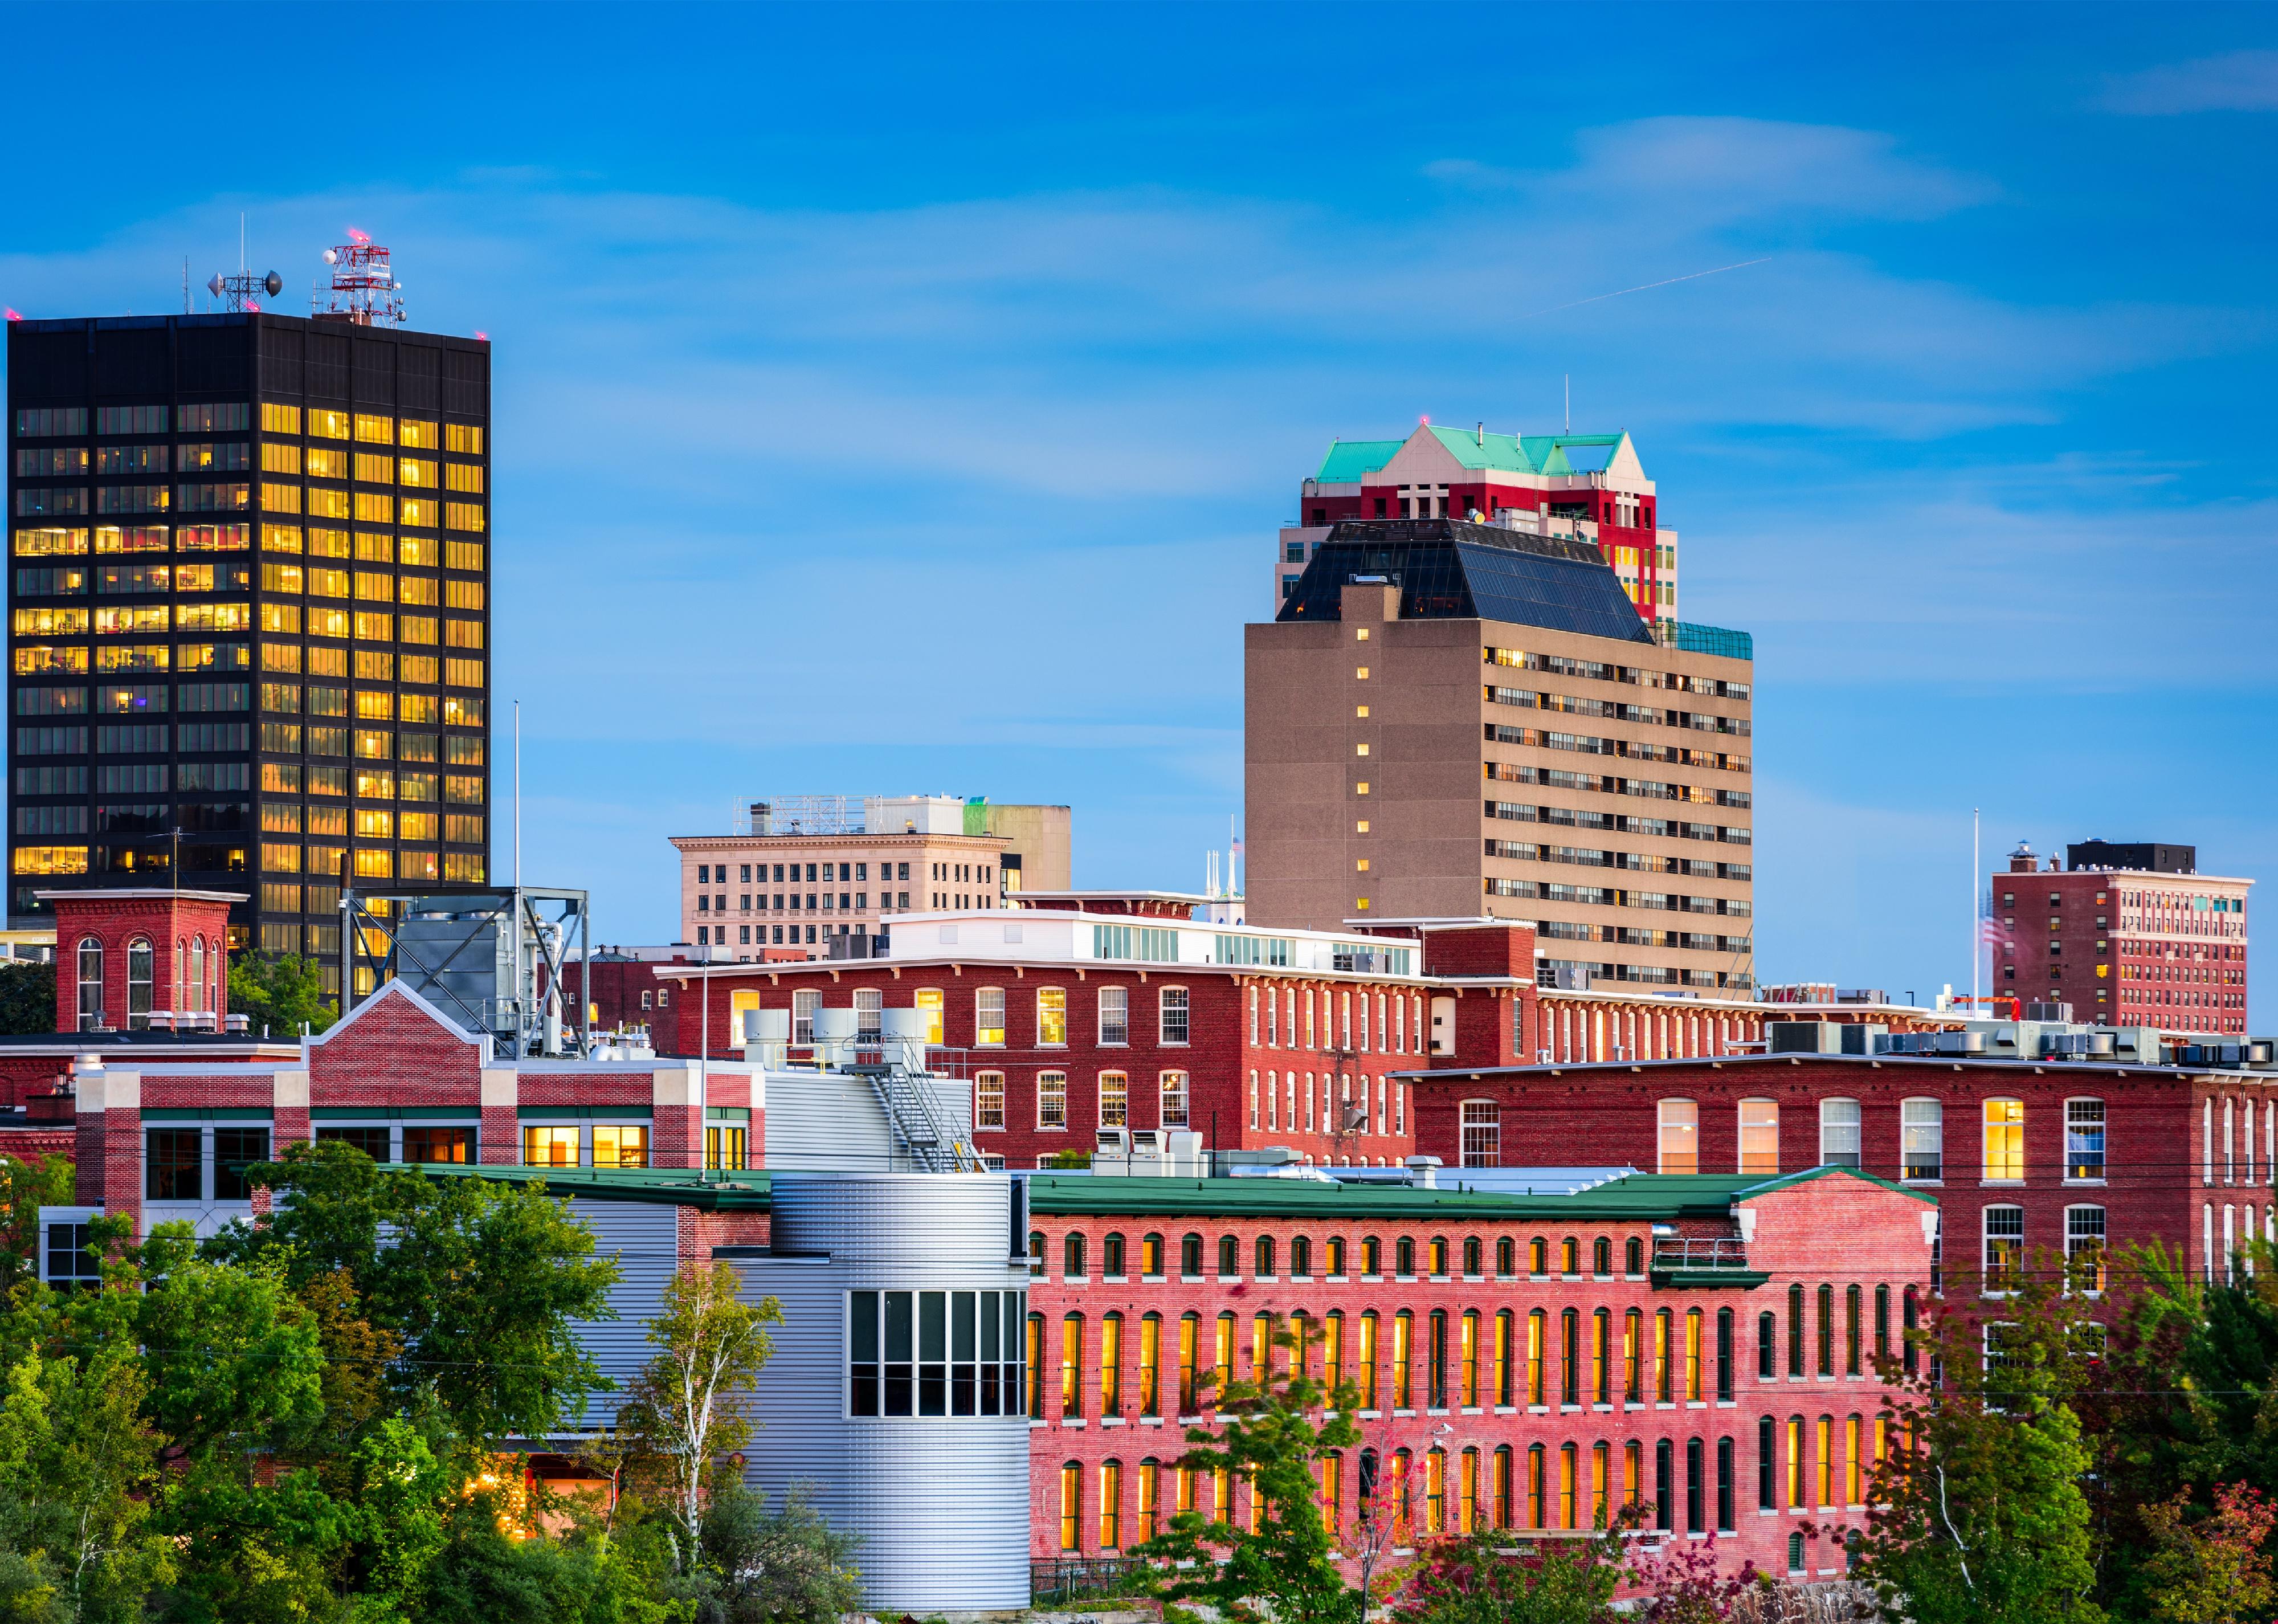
[1971,808,1981,1009]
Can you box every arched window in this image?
[1028,1230,1044,1276]
[1428,1235,1448,1276]
[1757,1310,1776,1378]
[1325,1236,1346,1276]
[1560,1237,1579,1274]
[1181,1233,1203,1276]
[1529,1236,1549,1274]
[1060,1315,1085,1417]
[1593,1237,1612,1275]
[1059,1460,1083,1551]
[1625,1235,1644,1275]
[1101,1233,1126,1278]
[1256,1235,1277,1277]
[1396,1237,1416,1277]
[173,939,186,1010]
[1291,1235,1312,1278]
[76,937,104,1032]
[1219,1235,1239,1277]
[1100,1313,1125,1411]
[1463,1235,1483,1276]
[1360,1235,1381,1275]
[1064,1232,1088,1279]
[1138,1456,1162,1544]
[1140,1233,1164,1276]
[125,938,154,1029]
[1496,1236,1517,1276]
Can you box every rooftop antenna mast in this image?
[206,215,281,314]
[312,228,406,327]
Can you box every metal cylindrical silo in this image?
[735,1173,1032,1613]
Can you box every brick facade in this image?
[1407,1051,2278,1286]
[42,888,237,1035]
[1024,1169,1930,1581]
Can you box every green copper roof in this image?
[1313,439,1405,483]
[1313,430,1631,484]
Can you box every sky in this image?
[5,3,2276,1017]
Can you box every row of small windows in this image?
[1027,1296,1913,1419]
[1636,1096,2108,1181]
[14,405,483,449]
[1056,1427,1875,1557]
[1034,1230,1650,1283]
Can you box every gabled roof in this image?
[1312,428,1636,483]
[303,976,490,1063]
[1313,438,1406,483]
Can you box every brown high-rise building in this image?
[7,311,492,984]
[1246,517,1754,997]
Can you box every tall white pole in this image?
[1971,807,1981,1008]
[513,700,522,890]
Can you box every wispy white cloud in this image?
[2101,50,2278,114]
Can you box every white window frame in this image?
[1099,1070,1130,1129]
[1982,1097,2025,1184]
[975,986,1007,1047]
[1098,986,1129,1047]
[1159,986,1190,1047]
[1818,1099,1860,1169]
[2063,1097,2106,1185]
[1036,986,1068,1048]
[1658,1099,1699,1174]
[2064,1203,2106,1295]
[974,1071,1006,1132]
[1460,1100,1500,1169]
[1737,1097,1779,1176]
[1982,1203,2024,1294]
[854,986,882,1040]
[1160,1070,1190,1129]
[1900,1097,1943,1183]
[791,988,818,1046]
[1038,1070,1069,1131]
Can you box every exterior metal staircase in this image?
[863,1064,981,1173]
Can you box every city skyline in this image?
[3,3,2274,1019]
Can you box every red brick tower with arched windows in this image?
[38,888,242,1034]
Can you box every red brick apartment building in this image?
[1404,1037,2278,1288]
[1994,840,2251,1035]
[1023,1165,1933,1580]
[654,911,1871,1172]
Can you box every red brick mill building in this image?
[1021,1164,1934,1580]
[651,909,1921,1173]
[1401,1031,2278,1290]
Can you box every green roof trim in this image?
[1026,1166,1924,1221]
[410,1162,773,1212]
[1727,1163,1938,1207]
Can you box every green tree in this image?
[0,1156,76,1294]
[1391,1526,1628,1624]
[691,1476,862,1624]
[226,953,335,1038]
[1851,1251,2104,1624]
[206,1140,622,1448]
[0,1300,175,1624]
[1136,1316,1362,1624]
[0,961,55,1037]
[615,1262,782,1572]
[2138,1482,2278,1624]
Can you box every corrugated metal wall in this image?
[729,1174,1033,1612]
[562,1197,681,1427]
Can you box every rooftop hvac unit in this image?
[1934,1031,1989,1056]
[2024,1001,2074,1023]
[812,1007,859,1067]
[1767,1021,1840,1055]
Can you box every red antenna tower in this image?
[312,228,406,327]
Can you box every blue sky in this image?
[7,3,2276,1016]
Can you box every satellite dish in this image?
[322,248,338,266]
[263,271,283,297]
[206,274,223,296]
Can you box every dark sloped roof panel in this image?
[1276,519,1655,644]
